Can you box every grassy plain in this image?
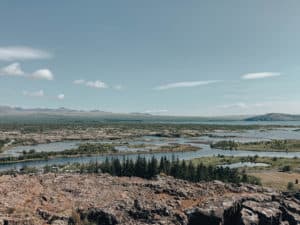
[191,155,300,190]
[249,172,300,191]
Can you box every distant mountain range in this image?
[0,106,110,115]
[245,113,300,121]
[0,106,299,123]
[0,106,180,123]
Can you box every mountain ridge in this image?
[245,113,300,121]
[0,106,300,122]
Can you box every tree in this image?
[148,156,158,178]
[63,155,258,185]
[187,161,195,181]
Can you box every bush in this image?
[287,182,295,191]
[211,140,238,150]
[282,165,291,172]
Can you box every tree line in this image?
[73,156,260,185]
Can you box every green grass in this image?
[191,155,300,172]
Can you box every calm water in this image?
[159,120,300,126]
[221,162,270,169]
[1,127,300,171]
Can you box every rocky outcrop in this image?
[75,208,119,225]
[0,173,299,225]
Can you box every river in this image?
[1,127,300,171]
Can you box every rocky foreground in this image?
[0,174,299,225]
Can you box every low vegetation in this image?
[0,143,199,164]
[151,144,199,153]
[191,155,300,191]
[191,155,300,172]
[211,139,300,152]
[0,143,118,163]
[0,139,10,152]
[250,172,300,191]
[210,140,238,150]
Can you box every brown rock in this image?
[0,174,299,225]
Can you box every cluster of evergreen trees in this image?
[76,156,260,185]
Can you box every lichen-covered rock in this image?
[0,173,299,225]
[240,208,259,225]
[242,201,282,225]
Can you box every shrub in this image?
[282,165,291,172]
[287,182,295,191]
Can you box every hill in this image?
[245,113,300,121]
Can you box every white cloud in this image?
[0,62,25,76]
[23,90,65,100]
[144,109,169,114]
[0,63,54,81]
[73,79,108,89]
[73,79,85,84]
[241,72,280,80]
[73,79,124,90]
[155,80,221,90]
[86,80,108,89]
[219,102,273,110]
[218,102,248,109]
[57,94,65,100]
[30,69,54,80]
[23,90,44,97]
[0,46,51,61]
[215,100,300,115]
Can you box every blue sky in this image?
[0,1,300,116]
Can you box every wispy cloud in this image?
[219,102,267,109]
[73,79,85,84]
[23,90,65,100]
[0,63,54,80]
[23,90,44,97]
[144,109,169,114]
[86,80,108,89]
[57,94,65,100]
[218,102,248,109]
[216,100,300,115]
[154,80,221,90]
[0,62,25,76]
[113,84,123,90]
[73,79,119,89]
[241,72,280,80]
[0,46,51,61]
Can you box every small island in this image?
[211,139,300,152]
